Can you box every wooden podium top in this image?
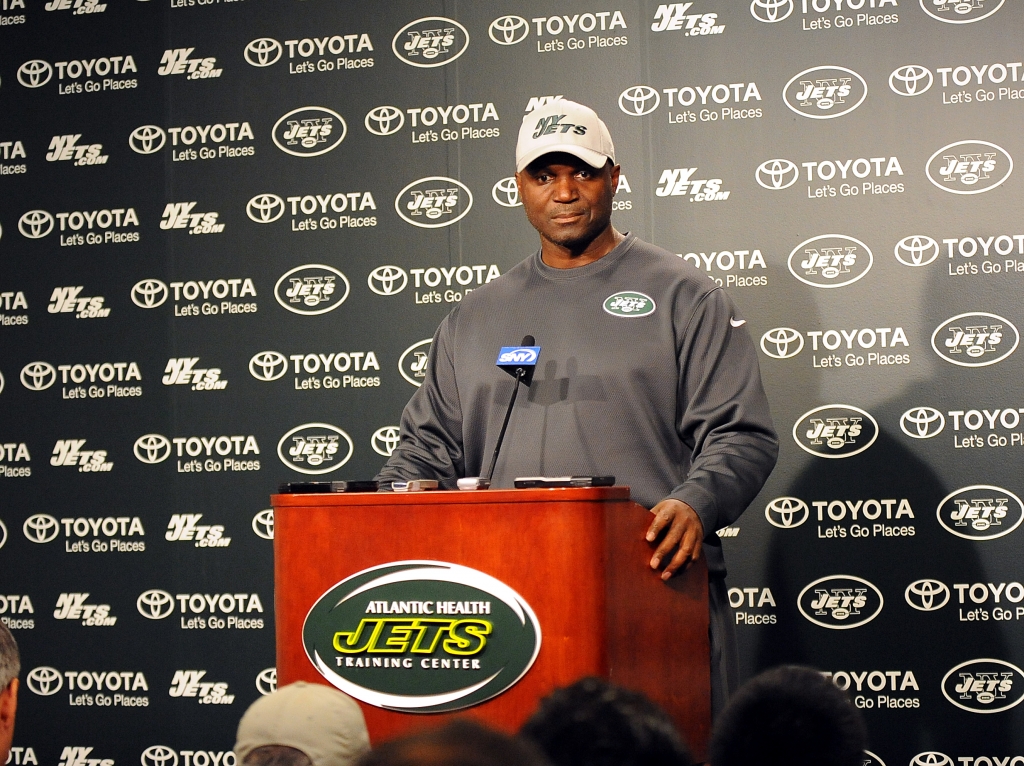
[272,485,632,507]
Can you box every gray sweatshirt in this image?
[376,234,779,575]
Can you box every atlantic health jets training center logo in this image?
[303,561,541,713]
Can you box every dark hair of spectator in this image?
[358,719,550,766]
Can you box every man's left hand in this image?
[645,499,704,581]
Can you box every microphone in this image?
[481,335,540,484]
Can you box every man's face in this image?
[515,153,619,250]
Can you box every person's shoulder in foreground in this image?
[709,665,868,766]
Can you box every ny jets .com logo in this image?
[926,140,1012,195]
[750,0,793,22]
[890,65,933,96]
[618,86,660,116]
[395,177,473,228]
[169,670,234,704]
[760,328,804,359]
[272,107,347,157]
[764,497,809,529]
[131,279,168,308]
[364,106,405,136]
[894,235,940,267]
[23,514,60,544]
[936,485,1024,541]
[489,15,529,45]
[46,134,108,166]
[399,339,432,387]
[26,667,63,696]
[54,593,116,626]
[49,286,110,318]
[942,658,1024,713]
[783,66,867,120]
[278,423,354,475]
[51,440,113,472]
[655,168,730,201]
[788,234,872,288]
[491,178,521,208]
[244,38,283,67]
[157,48,221,79]
[931,312,1019,367]
[274,265,350,315]
[133,435,171,465]
[392,17,469,68]
[249,352,288,382]
[17,60,53,88]
[793,404,878,458]
[900,407,945,439]
[756,159,798,190]
[652,4,723,34]
[18,210,55,239]
[162,358,227,391]
[920,0,1005,24]
[159,203,224,234]
[246,194,285,224]
[798,575,884,629]
[129,125,166,155]
[905,579,950,611]
[368,266,408,296]
[46,0,107,14]
[136,589,174,619]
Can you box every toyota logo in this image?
[364,106,405,136]
[488,15,529,45]
[134,434,172,464]
[894,235,939,267]
[618,86,660,116]
[889,65,933,97]
[249,351,288,381]
[905,579,950,611]
[759,328,804,359]
[23,514,59,544]
[17,60,53,88]
[141,746,179,766]
[136,589,174,619]
[252,509,274,540]
[0,371,4,396]
[367,266,408,296]
[245,37,282,67]
[491,177,521,208]
[0,520,7,550]
[26,667,63,696]
[20,361,56,391]
[18,210,54,239]
[756,159,798,190]
[129,125,167,155]
[246,194,285,223]
[255,667,277,695]
[750,0,793,22]
[371,426,401,457]
[900,407,945,439]
[764,497,809,529]
[131,279,169,308]
[911,754,952,766]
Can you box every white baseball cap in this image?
[235,682,370,766]
[515,99,615,173]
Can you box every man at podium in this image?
[376,100,778,715]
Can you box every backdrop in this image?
[2,1,1023,764]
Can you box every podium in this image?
[272,486,710,759]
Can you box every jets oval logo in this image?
[926,140,1012,195]
[783,66,867,120]
[920,0,1005,24]
[392,17,469,68]
[272,107,347,157]
[399,339,432,387]
[936,485,1024,541]
[303,560,541,712]
[395,177,473,229]
[788,235,872,288]
[930,312,1019,367]
[941,658,1024,714]
[793,404,878,458]
[277,423,354,475]
[798,575,883,629]
[274,265,350,316]
[603,291,656,318]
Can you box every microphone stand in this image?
[482,366,526,483]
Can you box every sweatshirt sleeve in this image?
[374,311,466,488]
[667,287,779,536]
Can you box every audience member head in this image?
[709,665,868,766]
[358,719,550,766]
[0,623,20,764]
[235,682,370,766]
[520,677,692,766]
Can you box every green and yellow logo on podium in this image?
[303,561,541,712]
